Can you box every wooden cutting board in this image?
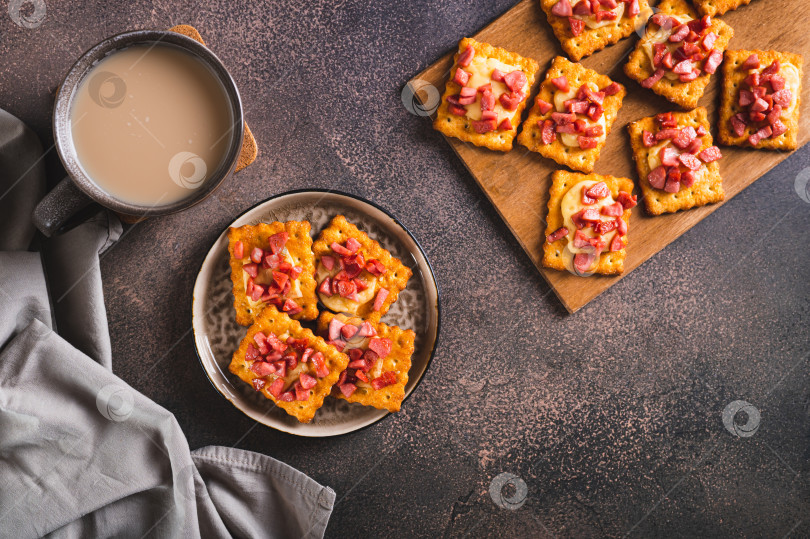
[408,0,808,313]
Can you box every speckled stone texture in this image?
[2,1,809,537]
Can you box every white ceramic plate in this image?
[191,190,440,436]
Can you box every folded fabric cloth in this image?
[0,109,335,538]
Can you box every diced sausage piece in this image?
[449,104,467,116]
[750,97,769,113]
[504,70,528,93]
[243,262,259,278]
[338,383,357,398]
[703,49,723,74]
[472,118,498,134]
[368,337,392,359]
[679,69,700,83]
[340,323,359,340]
[773,89,792,108]
[328,318,345,341]
[697,145,722,163]
[536,98,553,114]
[647,166,667,190]
[572,230,591,249]
[609,235,625,252]
[458,46,475,67]
[673,59,693,75]
[771,120,788,138]
[540,119,556,145]
[593,219,618,236]
[656,112,677,128]
[551,76,569,92]
[580,208,602,222]
[748,125,772,146]
[616,216,628,236]
[586,104,603,122]
[651,13,672,27]
[330,241,353,256]
[661,146,680,166]
[673,126,697,149]
[551,0,572,16]
[769,74,785,92]
[653,43,667,67]
[233,241,244,259]
[573,252,597,275]
[581,84,605,105]
[477,84,492,95]
[569,17,585,36]
[742,53,760,70]
[547,226,569,243]
[664,168,681,193]
[264,377,283,397]
[679,152,702,171]
[680,170,697,188]
[373,288,389,311]
[268,232,289,255]
[371,371,397,390]
[642,69,665,88]
[583,125,604,137]
[669,24,690,42]
[299,373,317,390]
[453,68,470,87]
[731,113,748,137]
[749,111,766,123]
[601,202,623,217]
[642,130,656,147]
[556,122,577,134]
[460,87,478,98]
[498,118,513,131]
[616,191,637,210]
[766,105,783,125]
[321,255,335,271]
[701,32,717,51]
[552,111,577,125]
[456,94,476,105]
[738,90,754,107]
[481,110,498,122]
[762,60,780,76]
[594,10,617,22]
[499,92,522,111]
[578,136,599,149]
[250,247,264,264]
[582,185,596,205]
[491,69,505,82]
[250,360,275,377]
[627,0,639,16]
[602,82,622,96]
[687,140,702,156]
[283,300,302,315]
[586,182,610,199]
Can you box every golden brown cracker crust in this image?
[542,170,634,275]
[517,56,625,173]
[540,0,653,61]
[228,221,318,325]
[312,215,412,322]
[624,0,734,109]
[229,306,349,423]
[627,107,724,215]
[433,37,540,152]
[718,49,803,151]
[692,0,753,17]
[317,312,414,413]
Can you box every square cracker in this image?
[432,37,539,152]
[627,107,724,215]
[228,221,318,325]
[229,306,349,423]
[517,56,626,173]
[540,0,653,61]
[624,0,734,109]
[312,215,412,322]
[317,312,415,413]
[718,49,803,151]
[543,170,634,275]
[692,0,753,17]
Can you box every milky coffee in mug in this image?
[70,43,233,206]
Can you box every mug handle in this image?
[32,177,95,237]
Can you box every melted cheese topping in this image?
[641,14,693,81]
[242,249,302,311]
[559,180,621,273]
[461,53,528,124]
[569,0,625,29]
[316,263,377,314]
[553,82,607,147]
[647,138,707,183]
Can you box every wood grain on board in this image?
[409,0,808,313]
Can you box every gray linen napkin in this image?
[0,109,335,538]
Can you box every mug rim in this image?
[52,29,245,217]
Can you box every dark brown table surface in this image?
[2,1,809,536]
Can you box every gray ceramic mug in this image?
[33,30,244,237]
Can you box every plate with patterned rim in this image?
[191,190,441,436]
